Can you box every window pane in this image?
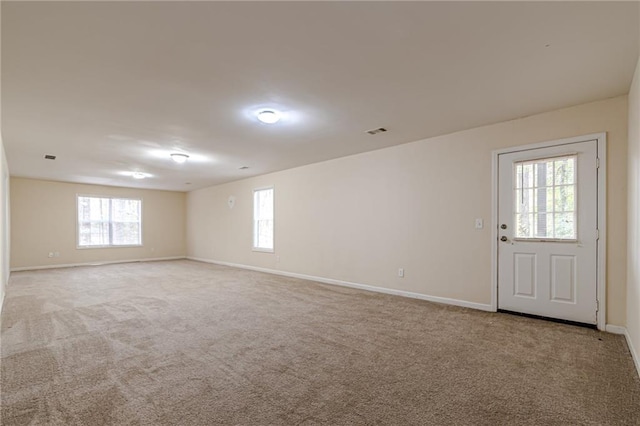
[78,196,109,222]
[555,157,575,185]
[521,163,534,188]
[515,188,534,216]
[544,213,555,237]
[554,185,575,212]
[546,164,554,187]
[513,155,577,239]
[256,219,273,249]
[554,213,575,239]
[112,198,140,223]
[77,196,141,247]
[516,213,533,238]
[534,162,549,188]
[78,221,109,246]
[253,188,274,250]
[534,188,549,213]
[546,187,554,213]
[111,199,141,245]
[112,222,141,245]
[534,213,550,238]
[255,189,273,220]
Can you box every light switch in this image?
[475,219,484,229]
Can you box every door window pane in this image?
[514,155,577,239]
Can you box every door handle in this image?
[500,236,508,242]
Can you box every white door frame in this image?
[491,133,607,330]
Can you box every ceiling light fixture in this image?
[257,109,280,124]
[171,153,189,164]
[132,172,146,179]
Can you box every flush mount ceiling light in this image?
[170,153,190,164]
[257,109,280,124]
[132,172,146,179]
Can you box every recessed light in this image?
[257,109,280,124]
[171,153,189,164]
[132,172,146,179]
[44,154,56,160]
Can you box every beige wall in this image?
[627,56,640,366]
[0,139,9,307]
[0,2,8,311]
[187,95,628,326]
[10,178,186,269]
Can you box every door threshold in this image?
[498,309,597,330]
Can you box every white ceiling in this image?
[3,1,639,191]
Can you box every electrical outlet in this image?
[398,268,404,278]
[48,252,54,258]
[54,252,60,257]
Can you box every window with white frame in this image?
[514,155,577,240]
[77,196,142,247]
[253,187,274,251]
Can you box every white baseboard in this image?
[624,330,640,379]
[605,324,640,379]
[187,256,494,312]
[605,324,626,335]
[10,256,187,272]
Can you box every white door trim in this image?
[491,133,607,330]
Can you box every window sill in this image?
[252,247,274,253]
[77,244,143,250]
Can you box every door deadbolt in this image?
[501,224,507,229]
[500,236,508,242]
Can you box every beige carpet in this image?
[1,260,639,425]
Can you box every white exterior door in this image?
[497,139,599,325]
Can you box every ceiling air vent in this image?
[44,154,56,160]
[365,127,387,135]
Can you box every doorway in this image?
[493,134,606,328]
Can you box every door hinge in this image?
[596,229,600,240]
[596,157,600,169]
[596,300,599,312]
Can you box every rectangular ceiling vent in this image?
[366,127,387,135]
[44,154,56,160]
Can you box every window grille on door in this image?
[514,155,577,240]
